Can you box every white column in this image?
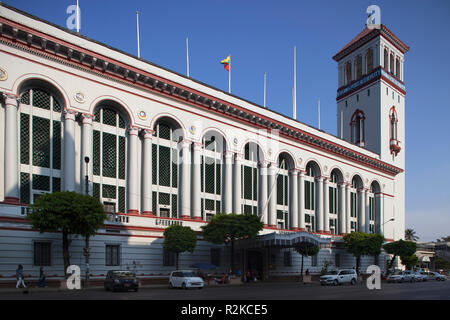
[267,162,277,227]
[365,189,370,233]
[345,183,351,233]
[127,126,139,214]
[298,170,305,231]
[223,151,233,214]
[358,188,366,232]
[179,140,191,218]
[316,177,324,232]
[259,161,268,226]
[64,109,77,192]
[142,129,153,215]
[81,114,93,196]
[192,142,202,221]
[323,177,330,233]
[3,94,19,202]
[233,153,242,214]
[338,183,346,235]
[289,169,298,231]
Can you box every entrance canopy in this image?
[235,231,332,250]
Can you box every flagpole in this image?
[293,46,297,119]
[76,0,80,33]
[136,11,141,58]
[229,56,231,94]
[186,37,190,77]
[264,72,267,108]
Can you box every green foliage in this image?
[400,254,418,270]
[293,242,320,257]
[201,213,264,245]
[343,232,385,270]
[163,225,197,255]
[29,191,106,236]
[383,239,417,270]
[404,228,419,242]
[435,256,450,270]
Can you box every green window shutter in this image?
[52,121,61,170]
[171,148,178,188]
[118,186,126,213]
[152,191,157,212]
[200,156,204,192]
[20,173,30,204]
[32,116,50,168]
[118,115,125,129]
[171,195,177,218]
[32,174,50,191]
[152,144,157,185]
[205,157,215,194]
[158,146,170,187]
[118,136,125,179]
[158,123,171,140]
[216,200,221,214]
[93,183,100,201]
[244,166,252,200]
[93,130,100,175]
[53,98,61,113]
[52,177,61,192]
[284,175,288,205]
[102,132,117,178]
[20,113,30,165]
[311,181,315,210]
[32,89,50,110]
[305,181,310,210]
[205,199,215,211]
[216,163,221,195]
[277,175,284,205]
[20,90,30,105]
[253,168,258,201]
[102,184,116,199]
[94,109,100,123]
[102,108,117,127]
[159,192,170,205]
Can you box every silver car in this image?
[422,271,447,281]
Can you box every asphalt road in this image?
[0,279,449,300]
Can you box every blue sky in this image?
[5,0,450,242]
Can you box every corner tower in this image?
[333,24,409,167]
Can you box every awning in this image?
[235,231,332,249]
[420,256,431,262]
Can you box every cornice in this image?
[0,16,403,177]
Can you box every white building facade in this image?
[0,4,407,282]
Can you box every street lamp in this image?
[382,217,395,226]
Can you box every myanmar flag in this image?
[221,55,230,71]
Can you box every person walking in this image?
[37,266,46,288]
[16,264,27,289]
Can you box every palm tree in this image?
[405,228,419,242]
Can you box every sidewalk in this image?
[0,283,169,294]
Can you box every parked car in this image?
[387,271,404,283]
[414,272,427,282]
[400,270,416,282]
[319,269,357,286]
[422,271,447,281]
[169,270,204,289]
[104,270,139,292]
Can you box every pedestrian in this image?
[16,264,27,289]
[246,270,251,283]
[305,269,310,276]
[37,266,46,288]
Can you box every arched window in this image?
[390,53,395,74]
[19,85,63,204]
[349,177,362,233]
[242,143,260,215]
[366,48,374,74]
[355,55,362,80]
[345,61,352,85]
[304,162,319,232]
[395,57,401,79]
[276,156,289,229]
[350,110,365,146]
[328,170,339,235]
[384,48,389,70]
[201,133,224,222]
[92,104,127,213]
[151,120,180,218]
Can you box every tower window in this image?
[345,61,352,85]
[384,48,389,70]
[355,55,362,80]
[395,57,401,79]
[366,48,374,74]
[389,107,401,156]
[367,89,370,97]
[350,110,365,146]
[390,53,395,74]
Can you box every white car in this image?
[319,269,357,286]
[169,270,204,290]
[387,271,404,283]
[423,271,447,281]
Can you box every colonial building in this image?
[0,3,408,283]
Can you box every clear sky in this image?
[4,0,449,242]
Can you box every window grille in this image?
[20,90,30,105]
[32,89,50,110]
[159,146,171,187]
[93,130,101,175]
[32,174,50,191]
[52,121,61,170]
[102,108,117,127]
[118,186,126,213]
[118,136,126,179]
[102,132,117,178]
[53,177,61,192]
[171,195,178,218]
[20,113,30,165]
[32,116,50,168]
[20,173,30,204]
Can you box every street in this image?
[0,279,449,300]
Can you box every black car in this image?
[104,271,139,292]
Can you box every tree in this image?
[28,191,106,277]
[437,235,450,242]
[201,213,263,273]
[400,254,418,270]
[293,242,319,282]
[405,229,419,242]
[343,232,381,273]
[163,225,197,270]
[383,239,417,271]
